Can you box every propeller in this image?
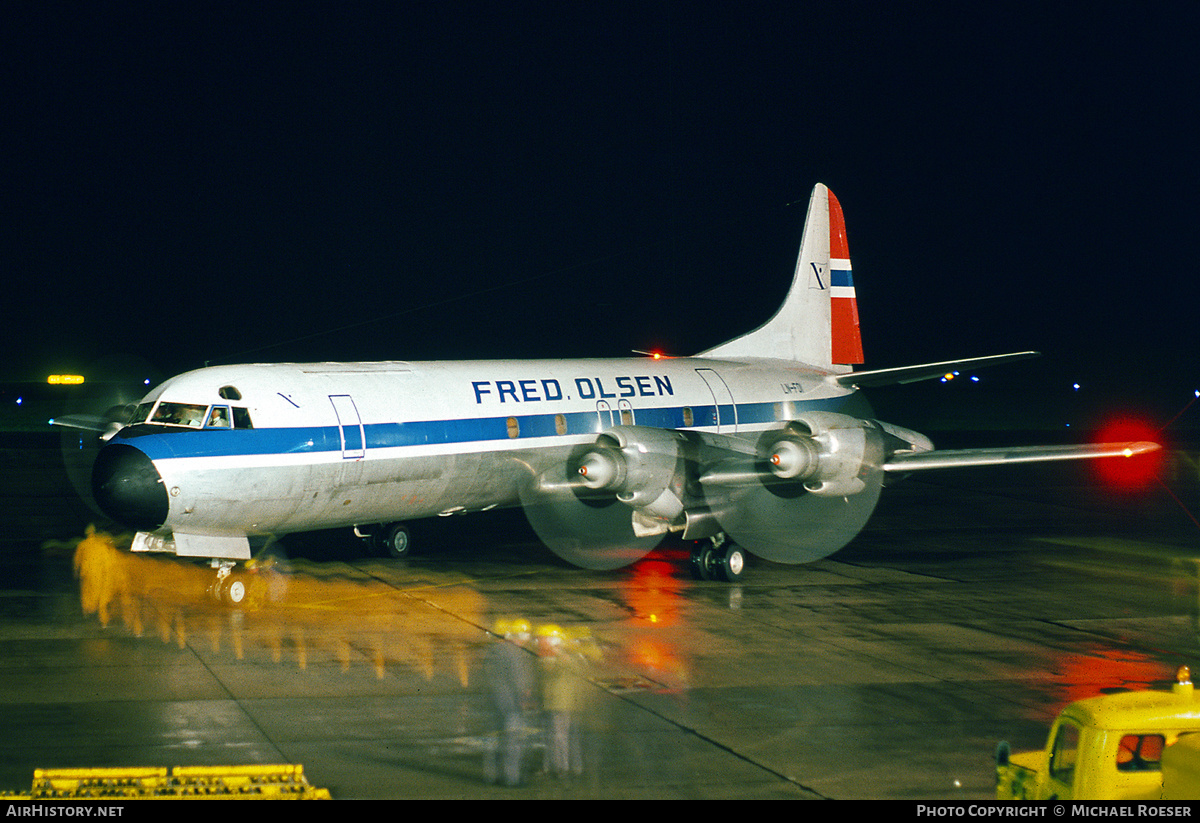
[712,469,883,563]
[707,412,887,564]
[52,356,160,516]
[519,415,889,570]
[518,444,662,571]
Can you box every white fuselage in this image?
[110,356,861,542]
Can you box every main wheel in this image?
[384,523,411,559]
[689,543,746,582]
[714,545,746,582]
[689,544,714,580]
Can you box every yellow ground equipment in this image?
[996,666,1200,800]
[4,764,330,799]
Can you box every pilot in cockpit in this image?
[207,407,231,428]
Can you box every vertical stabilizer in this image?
[700,184,864,369]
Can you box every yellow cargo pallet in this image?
[6,764,330,799]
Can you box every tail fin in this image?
[700,183,864,369]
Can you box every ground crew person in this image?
[484,618,535,786]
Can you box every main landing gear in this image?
[356,523,412,559]
[689,535,746,583]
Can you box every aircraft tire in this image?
[224,577,247,605]
[689,544,713,580]
[366,530,388,557]
[385,523,412,560]
[715,546,746,583]
[690,544,745,583]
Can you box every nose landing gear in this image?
[208,559,248,605]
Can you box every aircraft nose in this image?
[91,444,168,531]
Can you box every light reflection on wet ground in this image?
[58,525,728,797]
[1,438,1199,798]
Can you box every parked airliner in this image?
[57,184,1159,598]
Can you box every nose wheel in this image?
[690,536,746,582]
[208,560,248,605]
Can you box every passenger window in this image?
[206,406,232,428]
[506,417,520,439]
[1050,721,1080,783]
[555,414,567,436]
[1117,734,1165,771]
[682,407,694,428]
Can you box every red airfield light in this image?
[1091,416,1165,491]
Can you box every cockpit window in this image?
[129,402,155,426]
[137,401,254,429]
[206,406,232,428]
[231,407,253,429]
[151,402,208,428]
[219,386,242,401]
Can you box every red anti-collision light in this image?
[1092,417,1165,491]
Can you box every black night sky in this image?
[4,3,1199,432]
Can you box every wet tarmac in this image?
[1,433,1198,800]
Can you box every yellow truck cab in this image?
[996,666,1200,800]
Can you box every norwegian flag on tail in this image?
[826,190,864,365]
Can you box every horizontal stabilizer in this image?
[884,441,1161,472]
[831,352,1040,388]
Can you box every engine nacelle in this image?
[761,412,884,497]
[575,426,687,522]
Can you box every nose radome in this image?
[92,444,168,531]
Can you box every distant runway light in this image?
[1073,383,1081,391]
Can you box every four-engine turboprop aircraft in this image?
[60,184,1160,598]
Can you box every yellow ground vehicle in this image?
[1162,730,1200,799]
[996,666,1200,800]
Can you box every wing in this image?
[885,440,1162,472]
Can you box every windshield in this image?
[135,401,254,429]
[128,402,155,426]
[150,402,208,428]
